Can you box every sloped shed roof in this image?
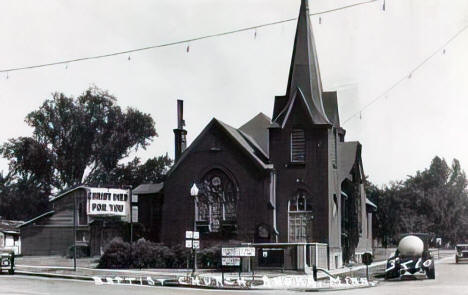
[133,183,164,195]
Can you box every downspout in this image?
[270,170,279,242]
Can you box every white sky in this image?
[0,0,467,186]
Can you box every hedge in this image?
[97,238,221,269]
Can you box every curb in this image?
[14,262,387,283]
[317,260,387,279]
[14,271,94,281]
[13,271,381,291]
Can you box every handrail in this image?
[313,266,337,280]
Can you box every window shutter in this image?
[291,129,305,162]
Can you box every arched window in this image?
[288,191,313,242]
[196,169,238,232]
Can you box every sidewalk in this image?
[14,258,387,282]
[15,251,455,286]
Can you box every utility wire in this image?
[342,21,468,125]
[0,0,377,74]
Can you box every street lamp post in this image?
[73,192,77,271]
[190,183,199,276]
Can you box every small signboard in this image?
[222,257,241,266]
[222,247,255,257]
[258,248,284,268]
[185,240,192,248]
[193,240,200,249]
[185,231,193,239]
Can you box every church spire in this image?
[285,0,330,124]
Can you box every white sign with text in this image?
[222,257,241,266]
[185,240,192,248]
[221,247,255,257]
[87,188,129,217]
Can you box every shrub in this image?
[97,237,132,269]
[97,239,223,269]
[131,238,175,268]
[170,244,191,268]
[197,245,221,269]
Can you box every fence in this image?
[309,243,328,269]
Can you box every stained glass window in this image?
[196,169,238,232]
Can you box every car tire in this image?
[427,267,435,279]
[456,256,459,264]
[8,269,14,275]
[385,270,398,280]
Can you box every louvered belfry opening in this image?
[290,129,305,162]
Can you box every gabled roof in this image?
[275,88,328,129]
[19,211,55,228]
[215,119,271,167]
[133,183,164,195]
[273,0,330,126]
[338,141,360,183]
[167,118,273,177]
[239,112,271,156]
[49,185,87,202]
[323,91,340,127]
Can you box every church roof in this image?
[273,0,330,126]
[216,119,270,164]
[339,141,360,183]
[322,91,340,127]
[167,117,273,177]
[239,112,271,156]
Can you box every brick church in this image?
[159,0,375,269]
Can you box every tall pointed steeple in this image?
[284,0,330,125]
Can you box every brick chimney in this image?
[173,99,187,162]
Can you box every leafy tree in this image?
[0,175,49,221]
[0,86,167,220]
[368,156,468,246]
[1,137,54,189]
[86,154,172,188]
[2,87,157,191]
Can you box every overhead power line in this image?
[0,0,377,74]
[342,21,468,125]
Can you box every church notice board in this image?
[221,247,255,266]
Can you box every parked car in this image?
[385,233,435,280]
[0,252,14,275]
[455,244,468,264]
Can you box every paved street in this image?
[339,256,468,295]
[1,256,466,295]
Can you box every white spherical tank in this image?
[398,235,424,257]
